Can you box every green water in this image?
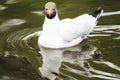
[0,0,120,80]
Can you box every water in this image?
[0,0,120,80]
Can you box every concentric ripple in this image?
[5,28,40,55]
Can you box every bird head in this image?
[45,2,57,19]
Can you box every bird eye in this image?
[45,8,48,11]
[53,9,55,11]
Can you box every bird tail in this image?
[91,6,104,19]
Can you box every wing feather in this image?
[60,14,96,42]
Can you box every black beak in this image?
[46,11,56,19]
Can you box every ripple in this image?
[6,28,37,52]
[22,31,42,40]
[89,25,120,37]
[94,25,120,31]
[61,58,120,80]
[89,34,111,37]
[62,63,120,80]
[5,0,22,4]
[0,5,7,11]
[113,36,120,40]
[94,61,120,71]
[0,19,26,32]
[31,11,44,16]
[102,11,120,16]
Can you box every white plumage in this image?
[38,2,103,48]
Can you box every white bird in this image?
[38,2,103,48]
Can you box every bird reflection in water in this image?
[38,41,101,80]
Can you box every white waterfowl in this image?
[38,2,103,48]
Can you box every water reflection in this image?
[39,41,120,80]
[39,42,100,80]
[39,46,63,80]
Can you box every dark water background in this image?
[0,0,120,80]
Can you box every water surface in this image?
[0,0,120,80]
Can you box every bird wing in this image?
[60,14,96,43]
